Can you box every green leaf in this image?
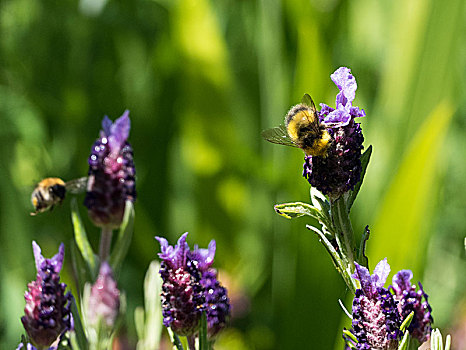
[70,294,88,350]
[346,145,372,211]
[342,329,357,349]
[167,328,184,350]
[70,241,93,295]
[397,330,411,350]
[400,311,414,333]
[109,201,135,273]
[134,307,145,345]
[445,334,451,350]
[310,187,333,230]
[136,261,163,350]
[199,312,208,350]
[71,198,97,277]
[369,101,454,276]
[357,226,370,268]
[274,202,321,220]
[429,329,452,350]
[310,187,330,214]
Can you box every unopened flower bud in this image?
[87,262,120,328]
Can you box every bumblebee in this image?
[261,94,332,157]
[31,177,88,215]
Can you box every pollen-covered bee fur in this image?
[30,177,88,215]
[285,103,331,157]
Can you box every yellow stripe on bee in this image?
[307,130,331,157]
[39,177,66,187]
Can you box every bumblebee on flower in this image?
[262,67,366,198]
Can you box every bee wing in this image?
[261,125,297,147]
[301,94,317,111]
[65,177,88,194]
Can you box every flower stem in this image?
[99,227,113,261]
[330,196,358,291]
[187,335,196,350]
[306,224,356,293]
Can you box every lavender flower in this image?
[87,262,120,328]
[156,233,205,336]
[84,111,136,229]
[156,233,230,337]
[303,67,365,197]
[21,242,72,348]
[190,241,230,338]
[350,258,401,349]
[391,270,433,343]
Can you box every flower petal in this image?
[32,241,44,272]
[372,258,390,288]
[322,108,351,127]
[352,262,374,296]
[331,67,357,107]
[108,110,130,153]
[392,269,413,295]
[101,116,113,136]
[50,243,65,274]
[156,232,190,269]
[191,240,216,272]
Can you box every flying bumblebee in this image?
[262,94,336,157]
[31,177,88,215]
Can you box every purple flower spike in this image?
[84,111,136,229]
[391,270,433,343]
[156,233,205,336]
[88,262,120,328]
[350,259,401,349]
[21,242,72,348]
[302,67,365,197]
[156,233,230,338]
[200,269,230,338]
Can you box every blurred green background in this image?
[1,0,465,348]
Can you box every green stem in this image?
[187,335,196,350]
[167,328,185,350]
[306,225,356,293]
[99,227,113,261]
[330,197,358,291]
